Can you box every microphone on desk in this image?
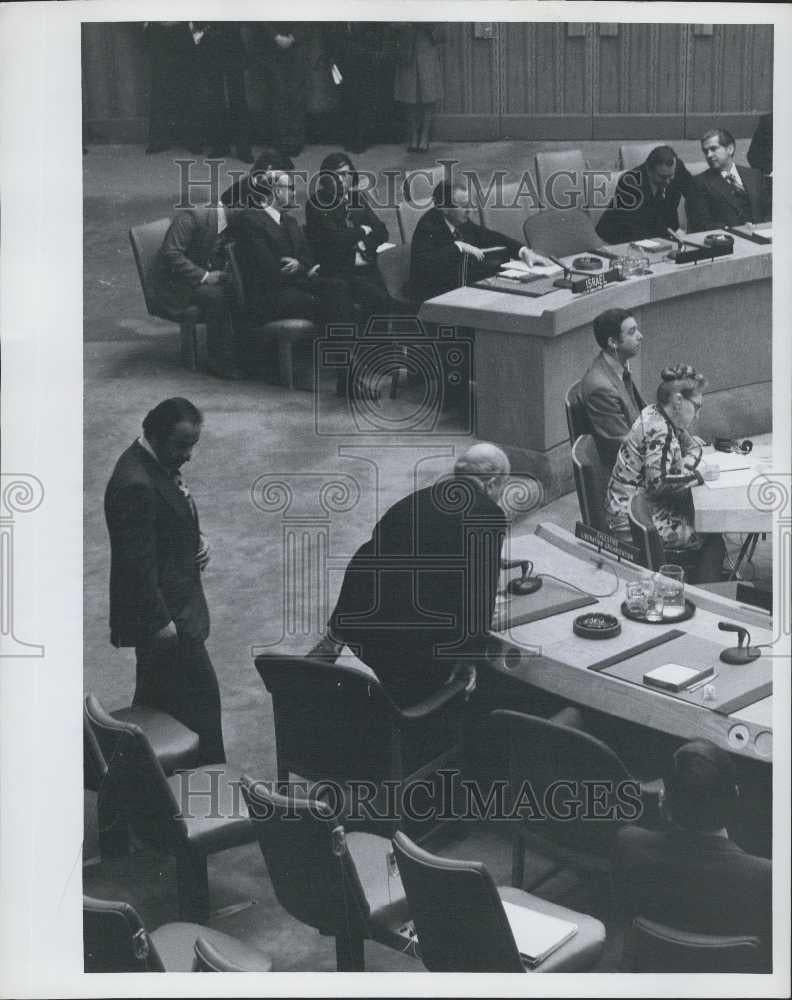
[502,558,543,596]
[718,621,761,665]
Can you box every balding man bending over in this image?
[310,444,510,707]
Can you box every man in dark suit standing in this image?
[104,398,225,765]
[153,206,243,379]
[613,739,771,970]
[686,127,770,232]
[747,113,773,176]
[309,443,509,708]
[410,180,550,301]
[596,146,693,245]
[580,308,645,469]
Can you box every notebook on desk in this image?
[501,900,578,968]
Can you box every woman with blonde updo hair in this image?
[605,364,725,583]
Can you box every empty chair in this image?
[240,778,412,971]
[571,434,610,531]
[491,710,660,887]
[225,242,317,389]
[564,379,593,445]
[628,491,703,582]
[129,219,204,370]
[83,894,272,973]
[83,698,200,859]
[392,830,606,972]
[376,244,420,313]
[534,149,589,210]
[621,916,763,973]
[478,180,541,244]
[84,694,256,922]
[523,208,601,259]
[254,653,467,832]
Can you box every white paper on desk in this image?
[706,451,753,473]
[501,258,562,276]
[703,468,756,489]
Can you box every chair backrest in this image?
[128,218,171,318]
[83,713,107,793]
[492,710,633,858]
[523,208,600,258]
[392,830,525,972]
[396,200,427,247]
[571,434,610,531]
[478,180,542,244]
[83,895,166,972]
[84,694,187,850]
[564,380,593,444]
[534,149,587,209]
[624,916,763,973]
[628,491,665,570]
[376,244,415,307]
[254,654,399,784]
[240,778,370,939]
[618,142,662,171]
[225,241,246,313]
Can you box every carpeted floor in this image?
[82,139,768,974]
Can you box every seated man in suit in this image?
[687,127,771,232]
[153,205,243,378]
[220,146,295,208]
[580,308,645,469]
[596,146,693,245]
[233,169,353,328]
[613,739,771,970]
[410,180,550,301]
[308,443,509,708]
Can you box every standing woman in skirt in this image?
[393,23,445,153]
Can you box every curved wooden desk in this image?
[486,522,774,763]
[419,233,772,501]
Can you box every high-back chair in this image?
[84,694,256,922]
[392,831,606,973]
[618,142,663,171]
[622,916,764,973]
[253,654,467,830]
[129,219,204,370]
[83,895,272,973]
[83,696,200,859]
[628,491,701,578]
[523,208,601,259]
[534,149,589,211]
[571,434,610,531]
[225,242,317,389]
[240,778,411,971]
[478,180,541,244]
[491,710,658,887]
[564,380,593,444]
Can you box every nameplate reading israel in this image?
[578,273,607,295]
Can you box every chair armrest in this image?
[397,677,469,722]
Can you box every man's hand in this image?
[152,620,178,648]
[518,246,551,267]
[280,257,301,275]
[203,270,226,285]
[195,535,211,571]
[449,663,477,695]
[274,33,294,49]
[454,241,485,262]
[360,224,373,237]
[307,264,321,278]
[699,462,720,482]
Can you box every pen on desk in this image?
[688,671,718,693]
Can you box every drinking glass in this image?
[658,564,685,618]
[645,591,665,622]
[625,581,649,617]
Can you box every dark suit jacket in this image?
[329,478,507,704]
[410,208,523,301]
[747,113,773,175]
[234,208,316,317]
[305,188,388,277]
[686,165,770,232]
[580,352,645,469]
[153,208,228,317]
[105,441,208,647]
[613,825,772,968]
[596,161,692,245]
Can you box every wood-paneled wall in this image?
[83,22,772,143]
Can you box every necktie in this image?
[622,368,636,403]
[725,170,744,192]
[173,471,197,520]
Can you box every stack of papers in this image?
[500,259,562,279]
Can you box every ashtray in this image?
[572,255,603,271]
[573,612,621,639]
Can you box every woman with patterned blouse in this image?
[606,365,725,582]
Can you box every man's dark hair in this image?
[143,398,203,441]
[664,739,738,832]
[701,127,736,149]
[592,308,634,350]
[252,146,294,174]
[433,179,467,208]
[646,145,677,169]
